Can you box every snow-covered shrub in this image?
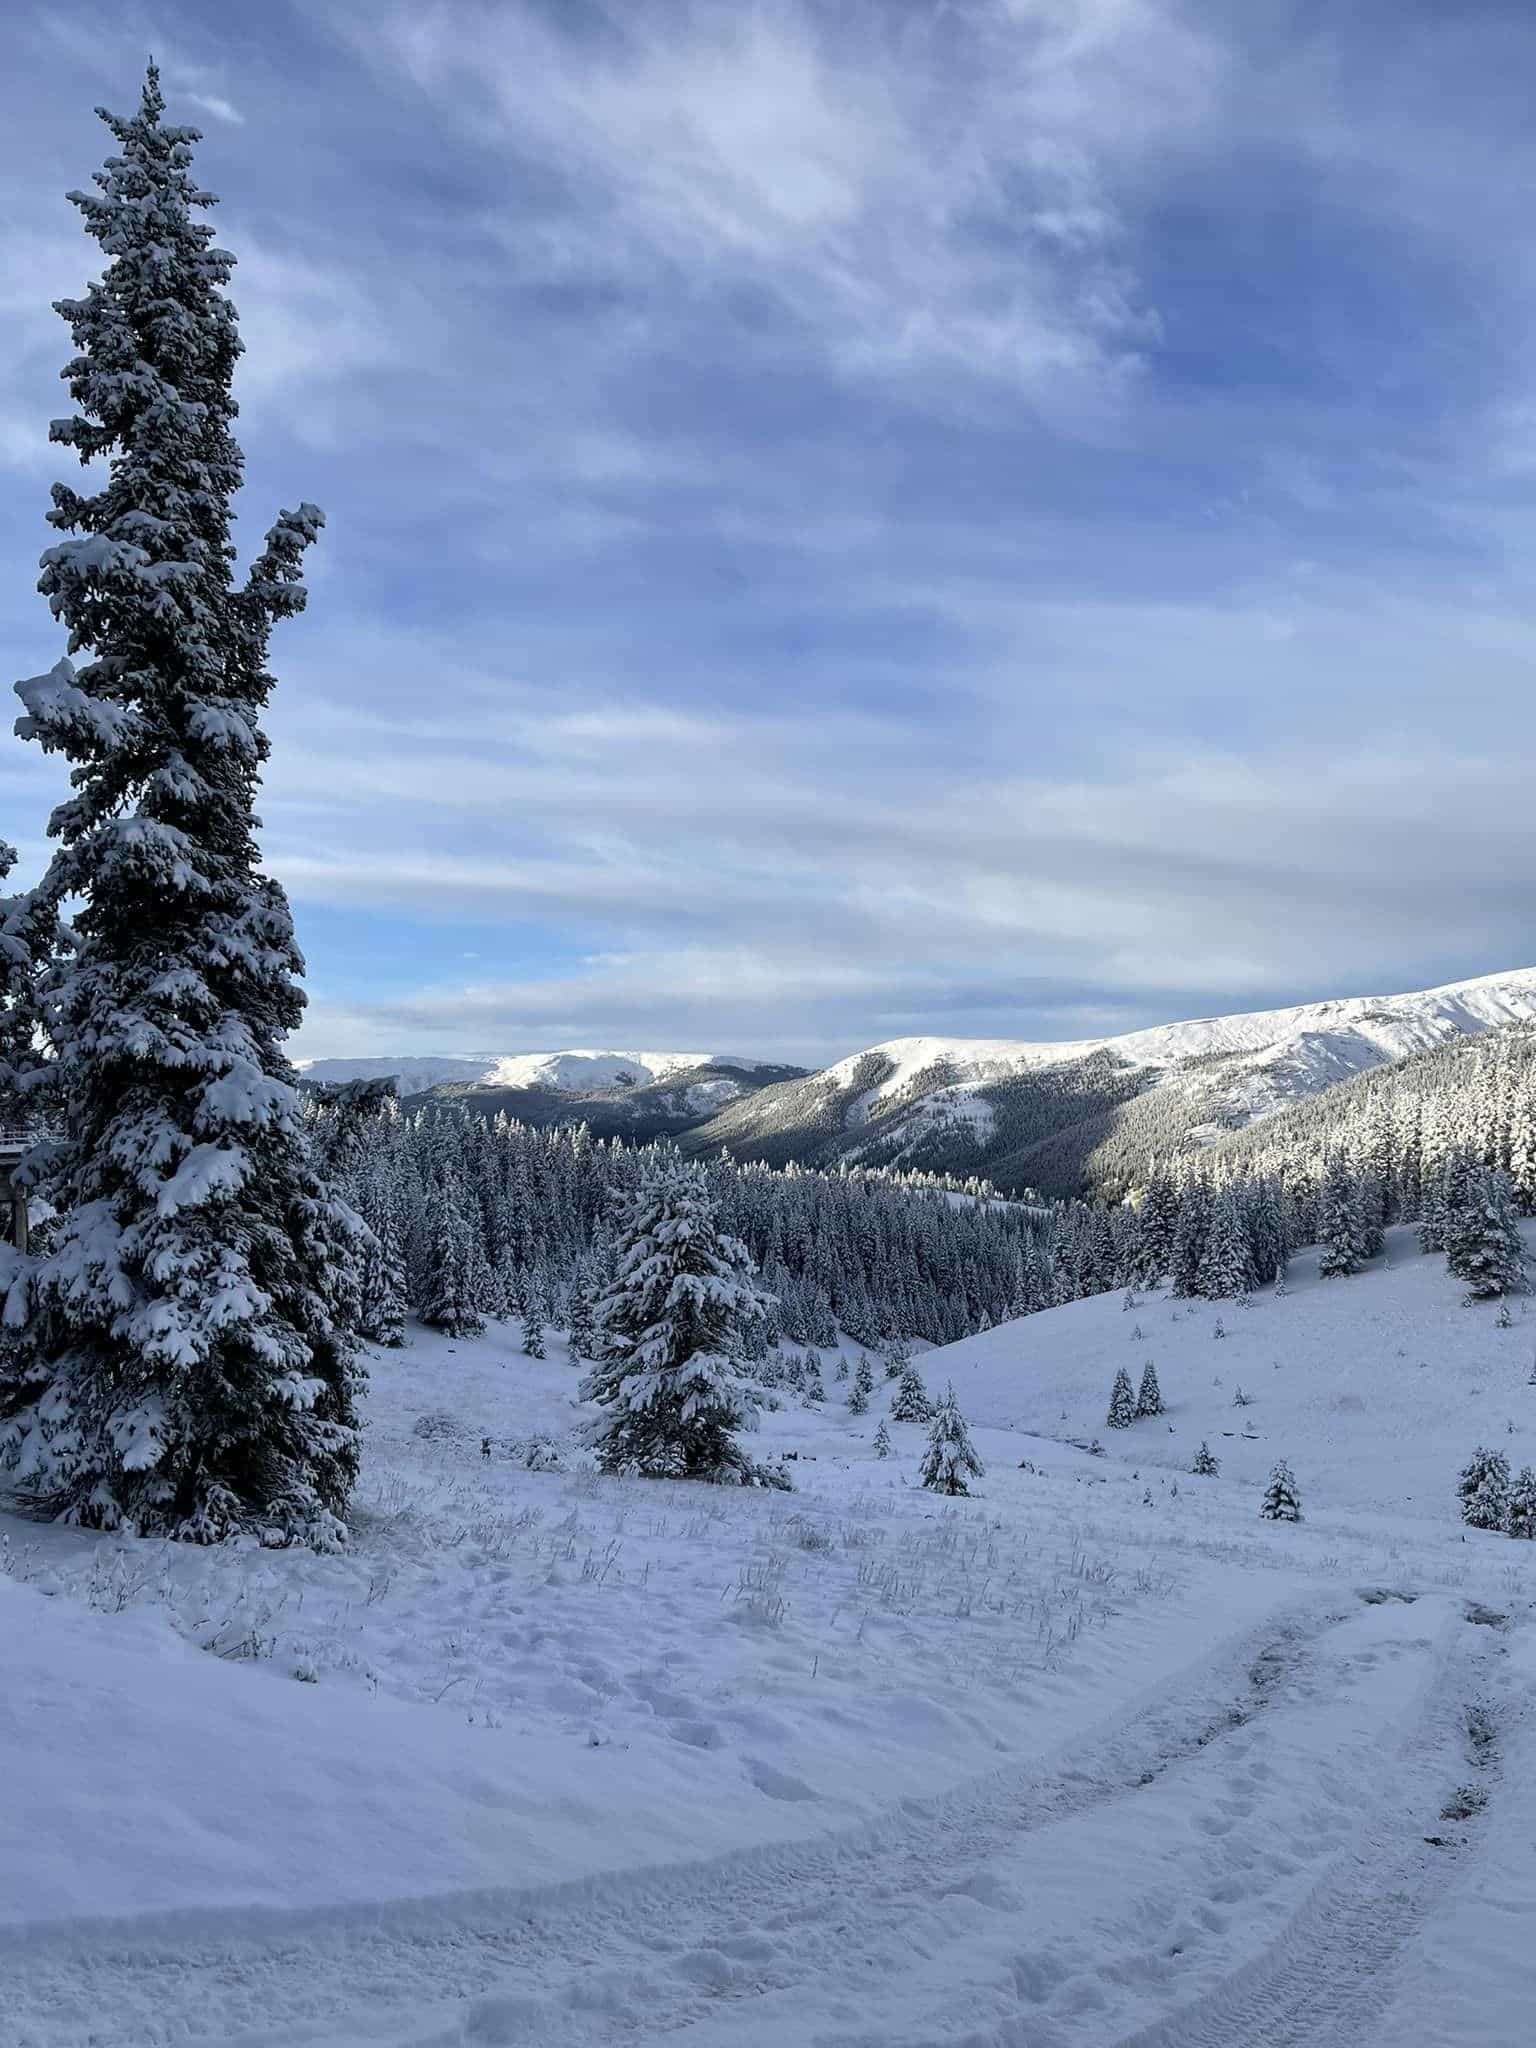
[411,1410,464,1443]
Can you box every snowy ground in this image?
[5,1230,1536,2046]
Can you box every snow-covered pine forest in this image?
[321,1096,1058,1354]
[305,1009,1536,1372]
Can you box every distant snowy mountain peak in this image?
[477,1049,762,1092]
[295,1048,777,1094]
[683,966,1536,1195]
[820,966,1536,1105]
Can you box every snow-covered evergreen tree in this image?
[1421,1149,1476,1256]
[1317,1156,1370,1278]
[1259,1460,1302,1521]
[0,72,361,1545]
[421,1187,484,1339]
[579,1162,785,1485]
[565,1266,597,1361]
[1444,1166,1527,1300]
[357,1219,408,1347]
[848,1353,875,1413]
[1131,1170,1180,1288]
[1107,1365,1137,1428]
[1458,1445,1512,1531]
[919,1383,983,1496]
[890,1360,932,1422]
[1135,1359,1164,1418]
[1506,1465,1536,1539]
[882,1337,912,1380]
[1192,1440,1219,1476]
[873,1418,893,1458]
[521,1305,546,1359]
[802,1355,826,1403]
[1169,1179,1209,1298]
[1197,1191,1253,1300]
[0,839,57,1132]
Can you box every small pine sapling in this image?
[890,1361,933,1423]
[1259,1460,1302,1521]
[848,1354,875,1414]
[919,1384,984,1497]
[1107,1366,1137,1428]
[802,1358,826,1404]
[873,1419,893,1459]
[1192,1441,1220,1477]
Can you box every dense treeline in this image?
[319,1099,1068,1354]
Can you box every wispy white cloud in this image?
[351,0,1223,416]
[184,90,244,125]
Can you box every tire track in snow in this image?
[4,1593,1366,2048]
[1105,1609,1511,2048]
[580,1593,1495,2048]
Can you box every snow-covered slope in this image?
[825,965,1536,1100]
[7,1241,1536,2045]
[689,966,1536,1193]
[928,1220,1536,1519]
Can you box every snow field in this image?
[6,1232,1536,2044]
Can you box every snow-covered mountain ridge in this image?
[297,969,1536,1196]
[295,1048,782,1093]
[684,966,1536,1195]
[822,965,1536,1102]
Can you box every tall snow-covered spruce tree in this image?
[0,70,362,1545]
[580,1160,789,1486]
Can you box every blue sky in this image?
[4,0,1536,1066]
